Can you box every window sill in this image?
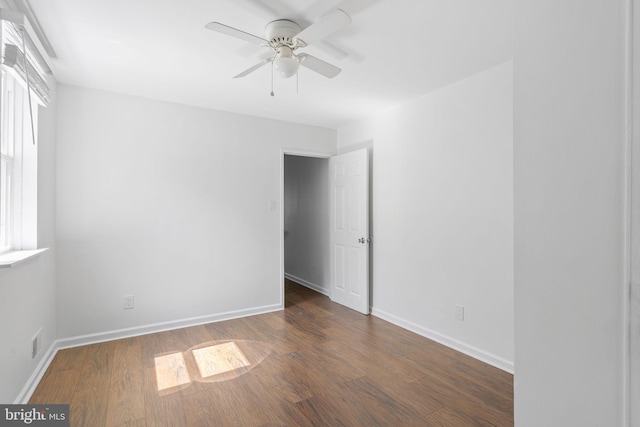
[0,248,49,268]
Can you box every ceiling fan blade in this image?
[205,22,268,46]
[297,53,341,78]
[233,58,274,78]
[294,9,351,45]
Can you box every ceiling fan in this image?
[205,8,352,81]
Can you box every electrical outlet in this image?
[455,305,464,321]
[123,295,134,310]
[31,329,41,359]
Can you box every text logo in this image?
[0,405,69,427]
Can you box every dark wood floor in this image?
[30,280,513,426]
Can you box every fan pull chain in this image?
[270,61,275,97]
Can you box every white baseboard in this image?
[371,307,514,374]
[16,303,283,403]
[284,273,329,296]
[55,303,282,350]
[14,341,58,404]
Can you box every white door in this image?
[329,149,370,314]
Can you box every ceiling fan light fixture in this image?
[273,46,299,78]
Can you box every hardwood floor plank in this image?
[48,346,89,371]
[106,338,145,426]
[70,386,110,427]
[142,367,188,427]
[203,318,254,341]
[295,392,367,427]
[76,341,115,392]
[29,367,81,404]
[109,337,144,401]
[424,407,477,427]
[180,389,231,427]
[232,315,297,356]
[419,360,513,416]
[353,341,430,384]
[257,350,321,403]
[410,371,514,426]
[302,339,367,382]
[106,395,145,427]
[338,375,438,425]
[452,356,514,393]
[358,368,444,419]
[250,310,287,331]
[449,359,514,408]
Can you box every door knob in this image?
[358,237,365,244]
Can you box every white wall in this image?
[55,85,336,339]
[514,0,627,425]
[631,0,640,422]
[0,79,57,403]
[283,155,329,293]
[338,61,514,370]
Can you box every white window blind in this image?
[0,8,51,106]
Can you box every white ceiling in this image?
[27,0,512,129]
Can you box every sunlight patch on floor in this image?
[153,339,272,394]
[154,352,191,391]
[192,341,251,378]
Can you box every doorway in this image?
[280,149,372,314]
[282,153,331,304]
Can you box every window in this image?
[0,69,37,253]
[0,9,51,255]
[0,69,15,252]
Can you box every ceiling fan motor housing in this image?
[265,19,303,48]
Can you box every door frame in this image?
[279,149,332,307]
